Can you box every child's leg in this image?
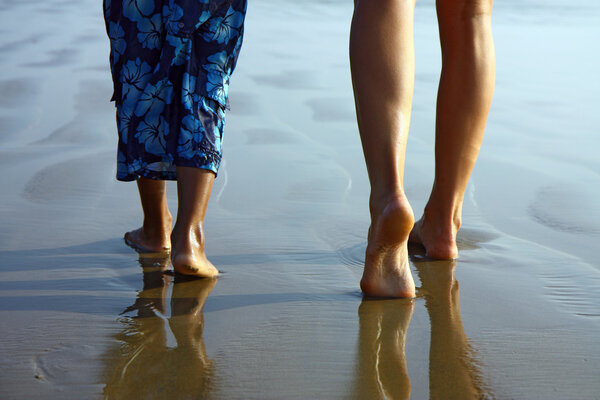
[170,167,218,278]
[125,177,172,253]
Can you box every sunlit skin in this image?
[350,0,495,297]
[124,178,172,254]
[124,167,219,278]
[409,0,496,260]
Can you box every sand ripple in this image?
[528,185,600,235]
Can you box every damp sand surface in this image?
[1,0,599,399]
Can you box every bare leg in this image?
[124,178,172,253]
[411,0,496,259]
[170,167,218,278]
[350,0,416,298]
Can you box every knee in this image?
[354,0,416,10]
[437,0,493,46]
[438,0,493,28]
[460,0,493,19]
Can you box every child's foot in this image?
[171,225,218,278]
[124,226,171,254]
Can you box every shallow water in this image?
[1,0,599,399]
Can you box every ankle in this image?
[422,200,461,231]
[143,208,172,227]
[370,191,412,219]
[171,222,205,247]
[143,219,172,238]
[368,192,414,248]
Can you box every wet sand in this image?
[1,0,599,398]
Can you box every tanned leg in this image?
[124,177,172,253]
[410,0,496,259]
[170,167,218,278]
[350,0,417,298]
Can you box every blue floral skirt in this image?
[104,0,247,181]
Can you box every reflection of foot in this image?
[168,278,217,394]
[107,268,216,399]
[355,299,414,400]
[171,277,217,317]
[170,278,217,359]
[171,225,218,278]
[124,227,171,254]
[414,259,458,302]
[121,257,171,317]
[413,259,484,399]
[409,216,458,260]
[361,196,416,298]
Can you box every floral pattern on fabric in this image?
[104,0,247,181]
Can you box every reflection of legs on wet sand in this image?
[103,262,216,399]
[120,256,171,317]
[353,299,414,400]
[104,257,171,399]
[168,276,217,384]
[415,259,486,400]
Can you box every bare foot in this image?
[171,225,219,278]
[124,225,171,254]
[361,195,416,298]
[409,215,458,260]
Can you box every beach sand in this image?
[1,0,599,398]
